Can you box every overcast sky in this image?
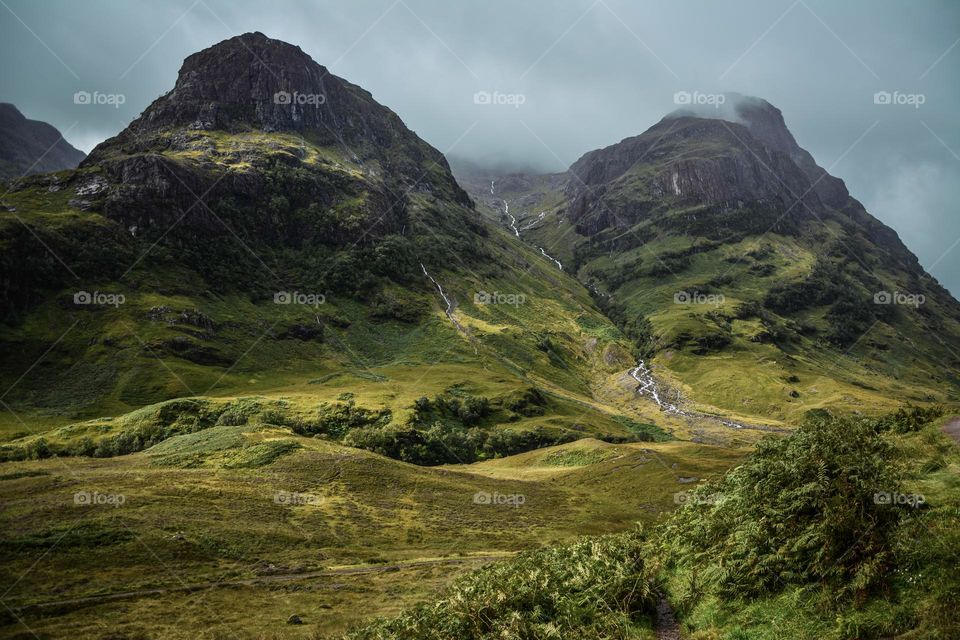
[2,0,958,293]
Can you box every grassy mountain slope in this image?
[0,33,683,452]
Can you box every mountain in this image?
[455,94,960,423]
[0,33,665,458]
[0,103,85,180]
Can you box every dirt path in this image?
[12,555,507,613]
[655,594,680,639]
[943,416,960,446]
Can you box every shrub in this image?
[293,401,392,437]
[658,412,905,606]
[341,530,656,639]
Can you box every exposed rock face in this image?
[0,103,85,180]
[565,116,823,234]
[85,32,464,196]
[731,96,849,208]
[75,32,468,237]
[556,94,929,278]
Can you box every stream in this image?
[629,359,784,433]
[500,199,562,270]
[420,262,465,333]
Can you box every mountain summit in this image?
[0,33,626,451]
[668,93,849,207]
[86,33,467,213]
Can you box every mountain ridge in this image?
[0,102,86,180]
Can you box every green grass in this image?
[337,408,960,640]
[0,427,742,638]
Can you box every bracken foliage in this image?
[656,412,907,608]
[339,530,656,640]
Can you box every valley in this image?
[0,27,958,640]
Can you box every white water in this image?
[539,247,563,270]
[629,359,765,431]
[490,179,495,195]
[507,210,520,237]
[420,262,465,333]
[520,212,546,231]
[629,359,684,415]
[503,202,561,270]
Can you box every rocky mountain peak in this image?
[564,94,854,234]
[87,32,447,169]
[667,93,850,207]
[81,33,469,211]
[132,31,334,133]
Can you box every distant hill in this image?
[0,103,85,180]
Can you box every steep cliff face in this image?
[86,33,462,191]
[731,96,850,208]
[560,96,928,276]
[0,103,85,180]
[566,116,822,236]
[74,32,468,237]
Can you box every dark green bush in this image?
[658,412,905,606]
